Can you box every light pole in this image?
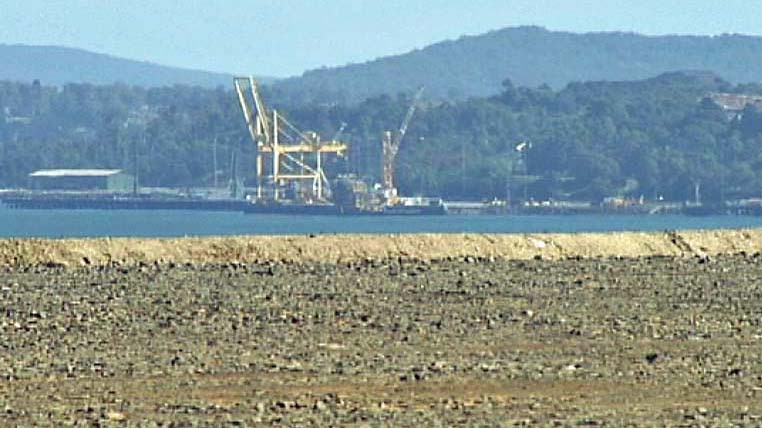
[515,141,532,203]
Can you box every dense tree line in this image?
[404,72,762,202]
[1,71,762,203]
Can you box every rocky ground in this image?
[1,251,762,426]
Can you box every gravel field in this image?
[2,245,762,426]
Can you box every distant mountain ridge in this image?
[0,44,242,88]
[271,26,762,103]
[8,27,762,101]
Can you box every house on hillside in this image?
[707,92,762,119]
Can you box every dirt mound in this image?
[0,229,760,268]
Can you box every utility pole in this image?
[230,149,238,199]
[505,154,511,204]
[514,141,532,204]
[132,132,141,196]
[213,135,218,189]
[460,139,466,196]
[719,145,726,204]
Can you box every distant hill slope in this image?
[271,26,762,103]
[0,44,242,88]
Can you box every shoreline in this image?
[1,228,761,268]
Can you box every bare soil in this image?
[1,232,762,425]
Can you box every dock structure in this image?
[1,192,247,211]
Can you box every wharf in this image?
[1,193,248,211]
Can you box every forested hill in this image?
[9,27,762,102]
[271,26,762,104]
[2,72,762,203]
[0,44,235,88]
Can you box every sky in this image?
[0,0,760,78]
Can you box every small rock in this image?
[529,238,546,249]
[729,367,744,377]
[106,410,127,421]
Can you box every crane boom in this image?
[381,86,424,192]
[233,76,271,146]
[397,86,425,145]
[234,75,348,201]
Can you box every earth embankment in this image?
[0,228,760,267]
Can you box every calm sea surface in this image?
[1,208,762,238]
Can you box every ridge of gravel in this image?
[0,228,760,268]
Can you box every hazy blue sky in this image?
[0,0,760,77]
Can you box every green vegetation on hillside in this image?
[272,26,762,103]
[1,72,762,203]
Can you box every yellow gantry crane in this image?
[234,76,347,202]
[381,86,424,203]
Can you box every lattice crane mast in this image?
[381,86,424,195]
[234,76,348,201]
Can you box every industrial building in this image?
[28,169,135,192]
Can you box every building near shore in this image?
[28,169,135,192]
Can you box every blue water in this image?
[1,208,762,238]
